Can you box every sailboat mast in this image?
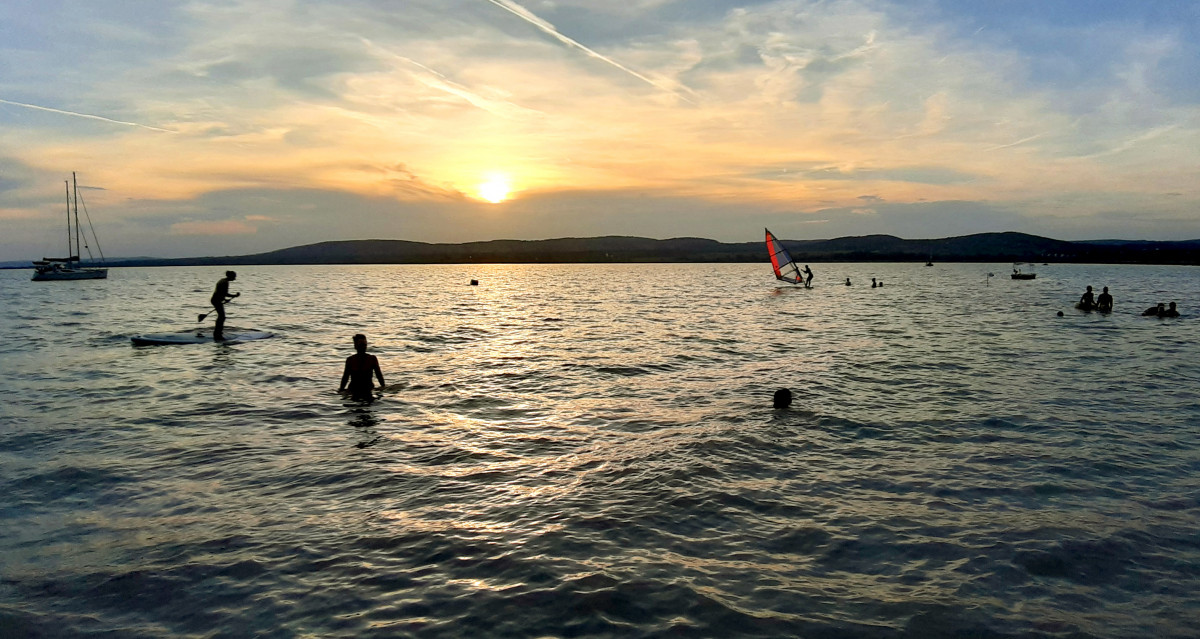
[65,179,73,259]
[73,172,81,262]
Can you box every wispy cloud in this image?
[0,98,175,133]
[480,0,694,102]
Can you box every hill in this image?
[8,232,1199,268]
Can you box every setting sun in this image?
[478,176,511,204]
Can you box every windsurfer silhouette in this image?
[340,333,386,400]
[803,265,813,288]
[210,271,239,340]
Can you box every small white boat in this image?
[1010,262,1037,280]
[32,172,107,281]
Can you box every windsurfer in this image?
[803,265,813,288]
[340,333,386,400]
[210,271,239,340]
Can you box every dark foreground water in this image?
[1,262,1198,638]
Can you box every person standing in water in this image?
[340,333,386,399]
[210,271,239,340]
[1078,285,1095,310]
[1096,286,1113,312]
[802,265,813,288]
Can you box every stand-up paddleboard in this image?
[131,330,274,346]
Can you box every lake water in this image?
[1,262,1198,638]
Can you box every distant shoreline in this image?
[5,232,1199,268]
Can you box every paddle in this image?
[197,293,239,322]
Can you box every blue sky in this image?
[1,0,1198,260]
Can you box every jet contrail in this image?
[986,133,1044,152]
[481,0,693,102]
[0,97,173,133]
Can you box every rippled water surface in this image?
[1,262,1198,638]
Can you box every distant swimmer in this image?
[1096,287,1113,312]
[871,277,877,288]
[773,388,793,409]
[845,278,852,286]
[1142,303,1165,317]
[1162,301,1180,318]
[210,271,239,340]
[803,265,814,288]
[340,333,386,400]
[1078,285,1095,311]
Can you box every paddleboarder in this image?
[340,333,386,400]
[210,271,239,340]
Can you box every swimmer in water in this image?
[773,388,793,409]
[1078,285,1095,310]
[339,333,386,400]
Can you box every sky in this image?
[1,0,1199,260]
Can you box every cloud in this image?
[170,219,259,236]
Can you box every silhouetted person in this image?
[1142,303,1165,317]
[773,388,792,409]
[803,265,813,288]
[845,278,851,286]
[1162,302,1180,318]
[1096,287,1113,312]
[871,277,877,288]
[340,333,386,400]
[1078,285,1095,310]
[210,271,239,340]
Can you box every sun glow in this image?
[477,175,511,203]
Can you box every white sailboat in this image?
[32,172,108,281]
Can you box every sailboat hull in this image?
[32,267,108,281]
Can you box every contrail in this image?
[360,38,544,118]
[0,97,173,133]
[986,133,1044,152]
[481,0,693,102]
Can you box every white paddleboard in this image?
[131,330,274,346]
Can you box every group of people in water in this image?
[1075,284,1181,317]
[1142,302,1181,318]
[1077,285,1114,312]
[207,271,387,400]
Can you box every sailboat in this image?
[765,228,807,286]
[32,172,107,281]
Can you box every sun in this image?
[477,175,511,204]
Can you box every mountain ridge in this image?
[6,232,1200,267]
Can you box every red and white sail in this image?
[765,228,803,284]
